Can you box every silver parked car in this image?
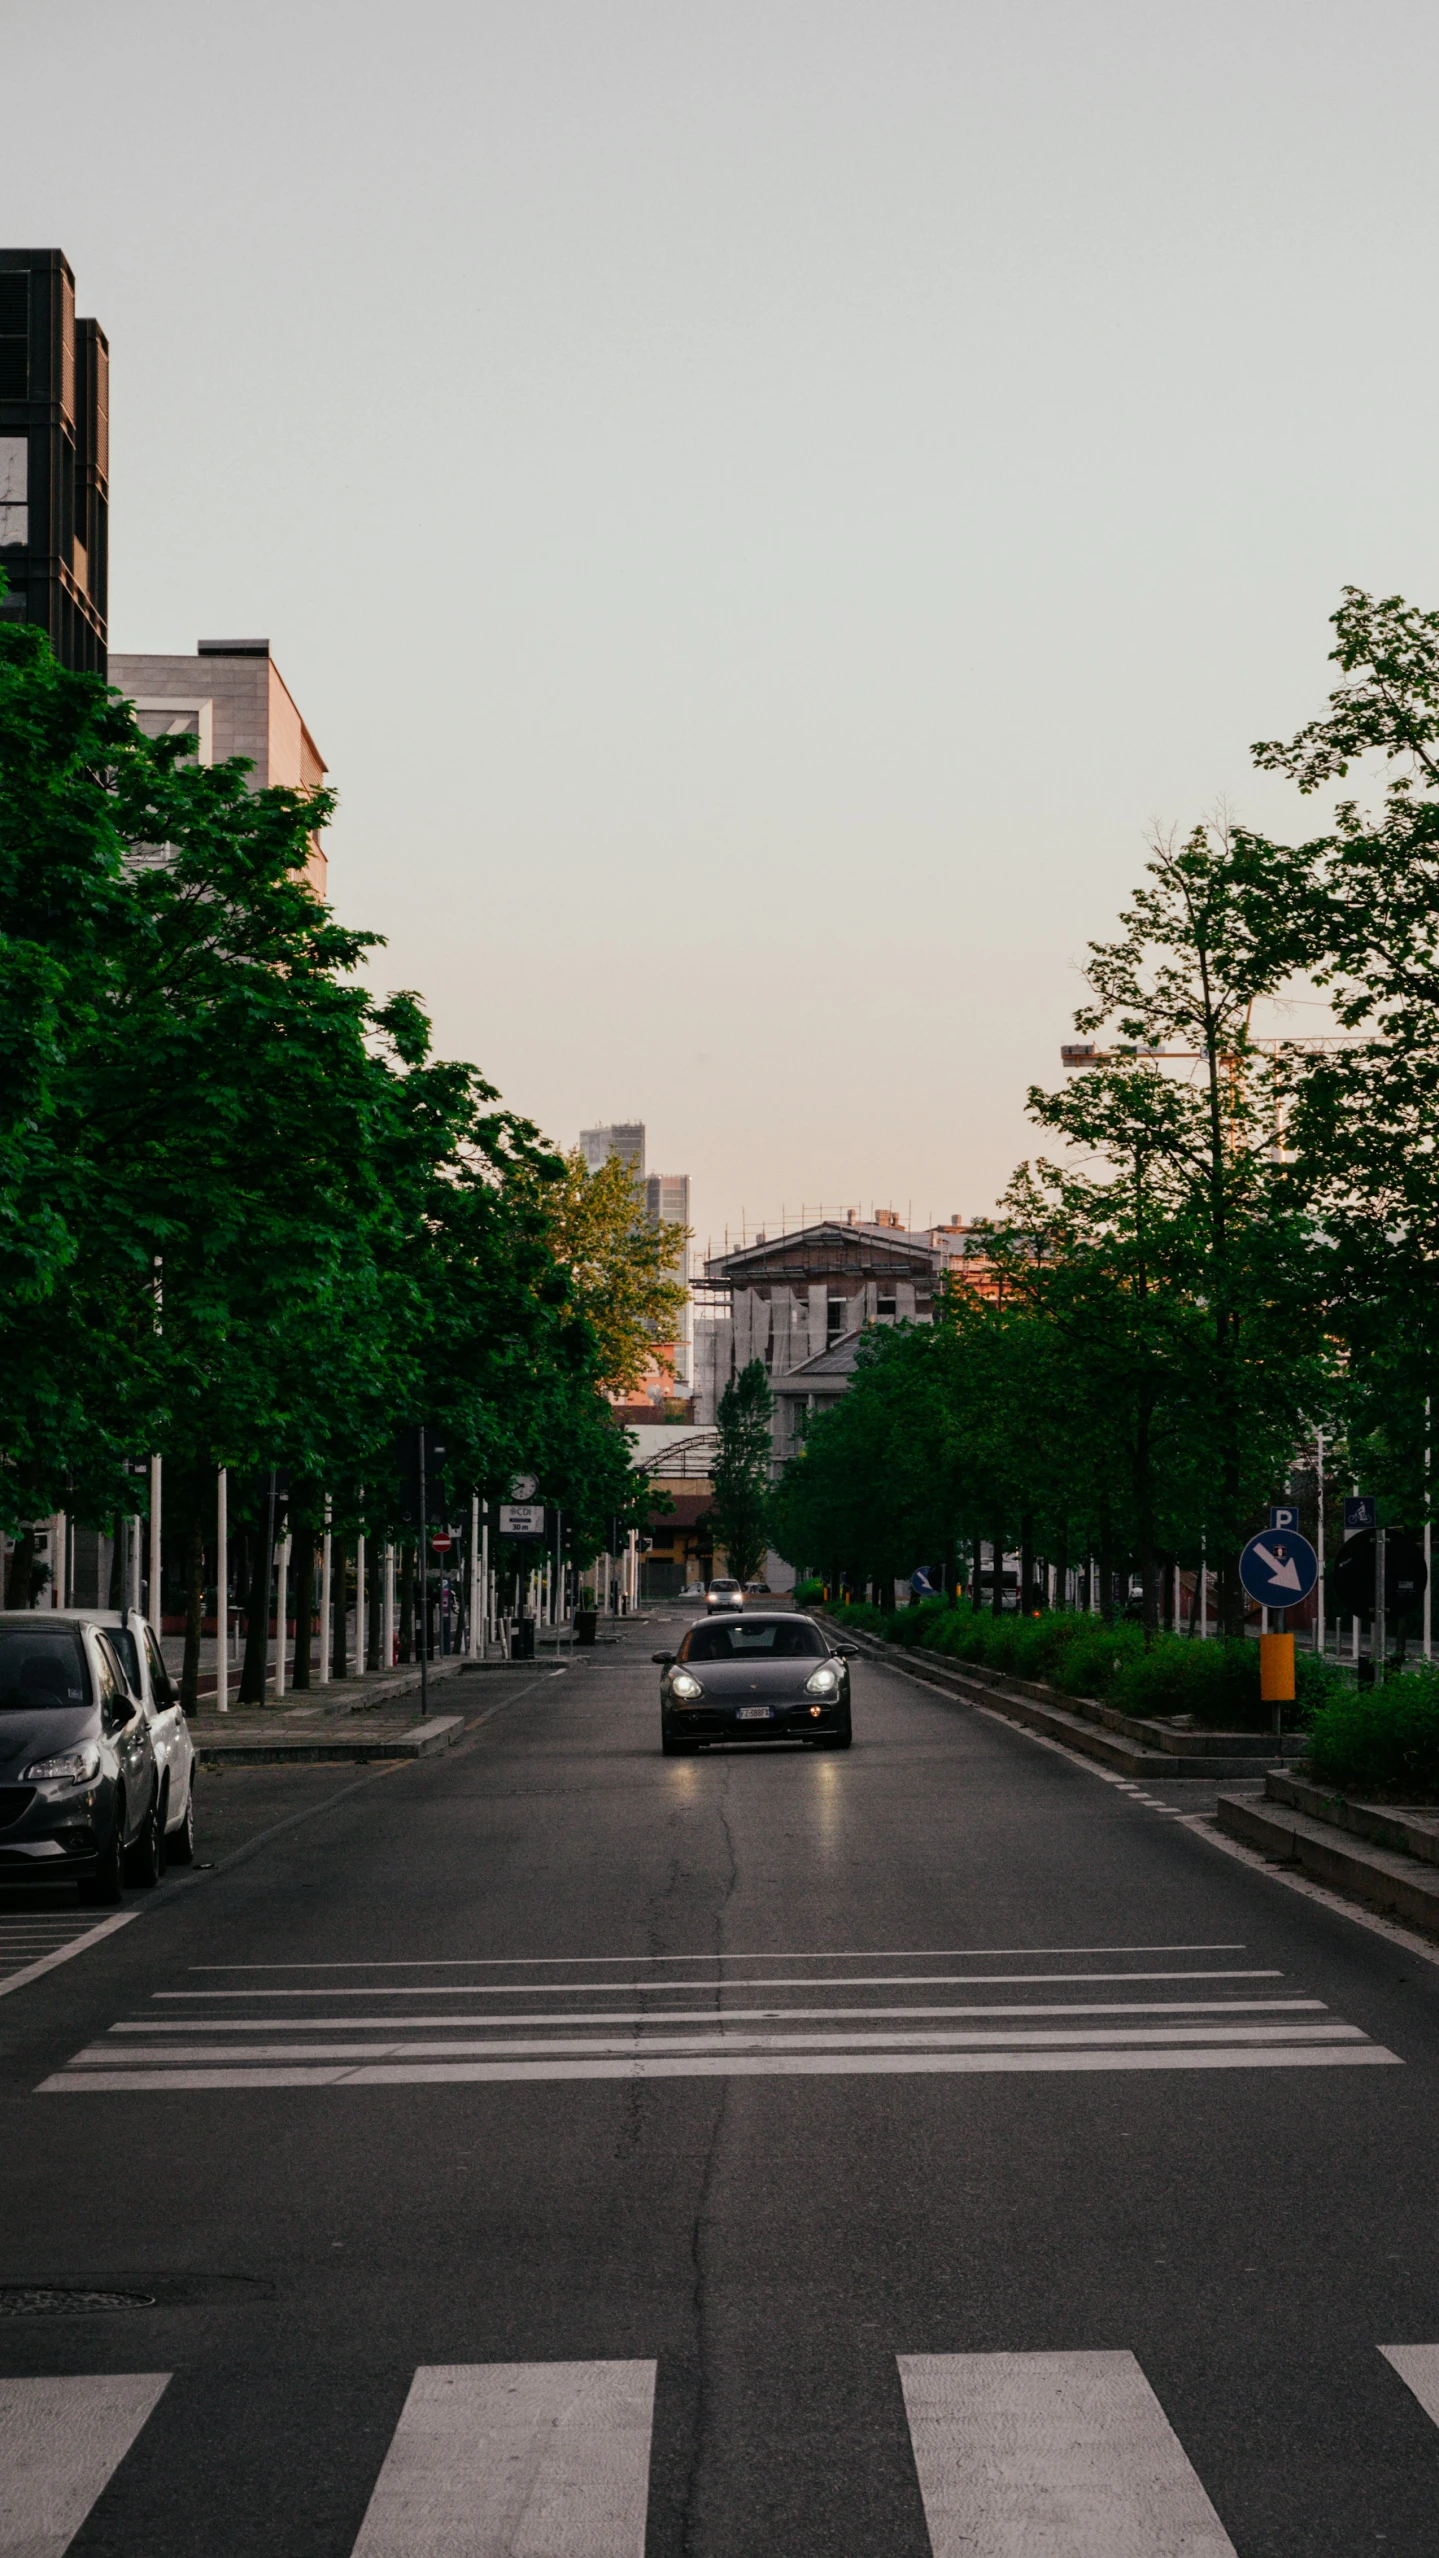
[81,1611,197,1867]
[0,1614,163,1900]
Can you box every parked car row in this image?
[0,1609,197,1902]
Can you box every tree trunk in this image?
[991,1524,1006,1613]
[180,1490,206,1716]
[107,1515,123,1608]
[290,1523,315,1688]
[399,1543,414,1661]
[5,1529,36,1608]
[1020,1512,1035,1616]
[1135,1400,1158,1644]
[366,1555,381,1670]
[1099,1512,1116,1622]
[238,1527,272,1705]
[331,1537,348,1680]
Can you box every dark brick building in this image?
[0,249,108,673]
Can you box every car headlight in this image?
[669,1670,704,1701]
[804,1664,840,1697]
[24,1742,102,1784]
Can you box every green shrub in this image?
[792,1578,825,1608]
[825,1598,889,1635]
[1307,1671,1439,1798]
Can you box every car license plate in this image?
[736,1705,773,1720]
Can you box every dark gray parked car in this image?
[0,1614,162,1901]
[654,1611,856,1752]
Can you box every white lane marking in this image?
[0,1911,137,2002]
[0,2373,170,2557]
[349,2361,655,2558]
[69,2024,1365,2065]
[898,2350,1236,2557]
[153,1970,1281,2000]
[107,1999,1324,2033]
[190,1943,1246,1968]
[1379,2343,1439,2424]
[41,2045,1399,2091]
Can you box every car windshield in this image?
[683,1620,826,1661]
[0,1625,91,1711]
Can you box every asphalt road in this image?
[3,1616,1439,2555]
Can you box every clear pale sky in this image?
[9,2,1438,1259]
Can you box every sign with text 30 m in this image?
[499,1502,546,1538]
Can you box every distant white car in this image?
[53,1609,197,1865]
[705,1578,744,1613]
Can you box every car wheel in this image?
[817,1718,852,1750]
[125,1789,164,1888]
[661,1722,687,1755]
[80,1809,125,1907]
[167,1778,196,1865]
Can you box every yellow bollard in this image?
[1260,1631,1295,1702]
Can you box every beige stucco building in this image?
[108,637,328,895]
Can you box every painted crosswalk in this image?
[0,1909,135,1999]
[900,2351,1235,2556]
[350,2361,656,2557]
[6,2344,1437,2555]
[37,1941,1400,2092]
[0,2372,169,2558]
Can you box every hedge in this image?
[822,1599,1335,1730]
[1306,1673,1439,1799]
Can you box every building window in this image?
[826,1297,846,1347]
[877,1289,897,1320]
[0,436,26,549]
[0,276,27,400]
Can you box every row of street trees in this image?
[0,604,687,1690]
[773,588,1439,1632]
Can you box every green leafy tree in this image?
[708,1360,774,1587]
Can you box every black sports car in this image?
[654,1612,856,1752]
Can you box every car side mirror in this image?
[837,1645,859,1659]
[102,1693,133,1734]
[652,1651,676,1666]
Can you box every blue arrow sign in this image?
[1239,1529,1319,1608]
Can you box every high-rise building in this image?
[580,1126,693,1392]
[108,638,329,897]
[0,249,108,673]
[580,1123,645,1180]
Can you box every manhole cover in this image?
[0,2286,157,2316]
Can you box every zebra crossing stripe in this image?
[1379,2342,1439,2424]
[898,2350,1235,2556]
[41,2043,1398,2091]
[0,2374,170,2558]
[348,2362,656,2558]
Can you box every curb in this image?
[1216,1786,1439,1939]
[196,1713,466,1768]
[836,1624,1291,1779]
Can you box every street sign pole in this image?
[1316,1429,1325,1662]
[1375,1522,1386,1681]
[418,1427,429,1719]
